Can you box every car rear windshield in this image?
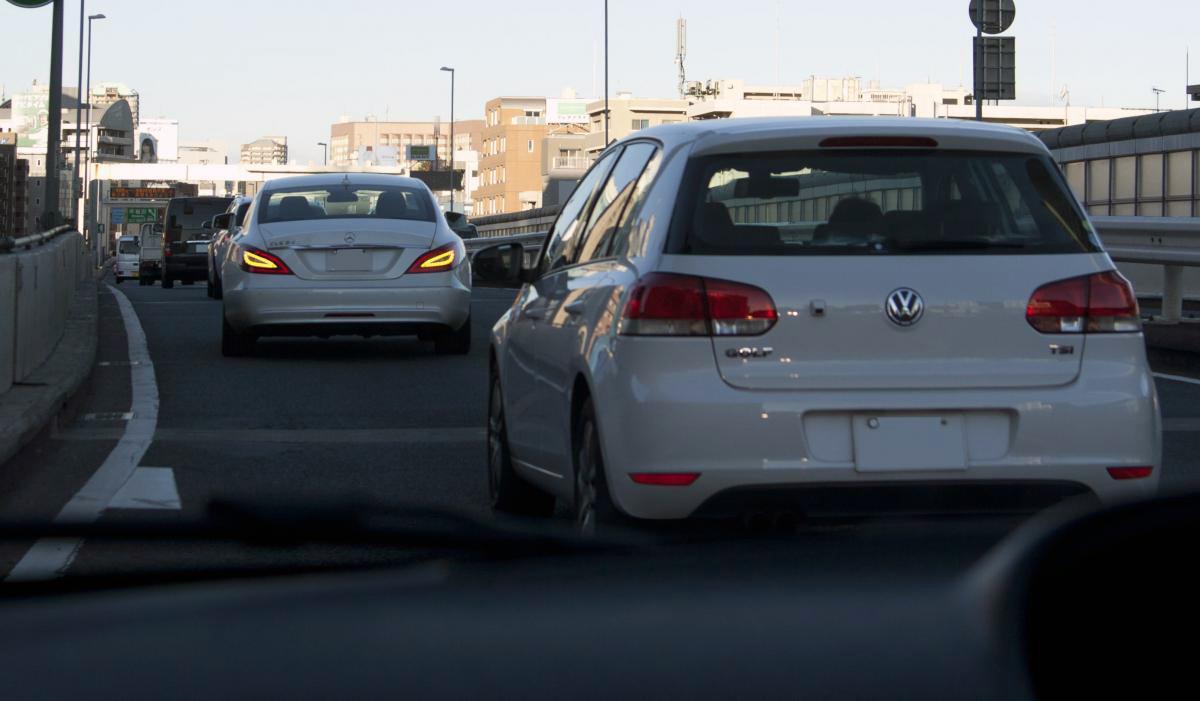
[258,184,436,224]
[166,199,232,235]
[118,240,140,255]
[670,150,1097,256]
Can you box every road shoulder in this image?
[0,279,99,468]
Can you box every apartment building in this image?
[90,83,140,129]
[475,96,590,214]
[328,119,484,169]
[0,132,25,235]
[583,95,689,155]
[240,136,289,165]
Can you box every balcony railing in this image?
[511,116,546,125]
[551,157,592,170]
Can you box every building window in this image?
[528,140,535,153]
[500,137,507,153]
[632,119,650,130]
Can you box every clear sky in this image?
[1,0,1196,165]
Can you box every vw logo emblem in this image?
[344,233,357,244]
[886,288,925,327]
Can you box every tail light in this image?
[620,273,777,337]
[1107,466,1154,480]
[408,241,465,274]
[163,247,171,258]
[630,472,700,486]
[1026,271,1140,334]
[237,245,292,275]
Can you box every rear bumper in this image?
[166,255,208,281]
[224,275,471,335]
[592,336,1161,520]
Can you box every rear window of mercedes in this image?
[258,185,436,224]
[670,150,1098,255]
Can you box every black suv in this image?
[162,196,233,289]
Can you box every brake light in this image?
[1107,466,1154,480]
[630,473,700,486]
[407,241,463,274]
[819,136,939,148]
[1026,272,1139,334]
[163,247,171,257]
[238,245,292,275]
[620,273,777,337]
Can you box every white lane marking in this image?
[108,468,180,510]
[6,285,160,582]
[1154,373,1200,387]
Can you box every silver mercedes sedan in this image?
[219,174,471,357]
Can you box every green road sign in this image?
[6,1,55,8]
[126,207,160,224]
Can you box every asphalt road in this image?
[1,277,1199,581]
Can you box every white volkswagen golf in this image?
[476,118,1161,531]
[220,174,471,357]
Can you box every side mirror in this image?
[473,243,526,288]
[213,213,234,230]
[202,220,213,231]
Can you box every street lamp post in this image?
[604,0,609,144]
[84,12,105,266]
[440,66,455,214]
[317,142,328,166]
[72,0,85,228]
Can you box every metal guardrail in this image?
[0,225,78,254]
[1093,216,1200,324]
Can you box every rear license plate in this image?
[326,249,371,272]
[852,415,967,472]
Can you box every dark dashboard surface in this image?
[0,530,1024,701]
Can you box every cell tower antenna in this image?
[675,16,688,98]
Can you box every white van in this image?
[114,235,141,284]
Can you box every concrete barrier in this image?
[0,255,15,396]
[1,231,85,391]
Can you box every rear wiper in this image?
[890,239,1030,252]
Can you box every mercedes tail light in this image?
[620,273,777,337]
[1026,272,1140,334]
[237,245,292,275]
[407,241,465,274]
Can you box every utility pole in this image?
[43,0,65,229]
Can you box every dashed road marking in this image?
[108,468,181,511]
[6,284,161,582]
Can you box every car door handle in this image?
[564,301,586,316]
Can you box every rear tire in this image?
[574,399,632,535]
[139,276,150,287]
[206,277,215,298]
[488,374,555,517]
[213,277,223,300]
[434,316,472,355]
[114,277,123,285]
[183,279,194,286]
[162,277,174,289]
[221,316,256,357]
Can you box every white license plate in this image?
[852,415,967,472]
[326,249,371,272]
